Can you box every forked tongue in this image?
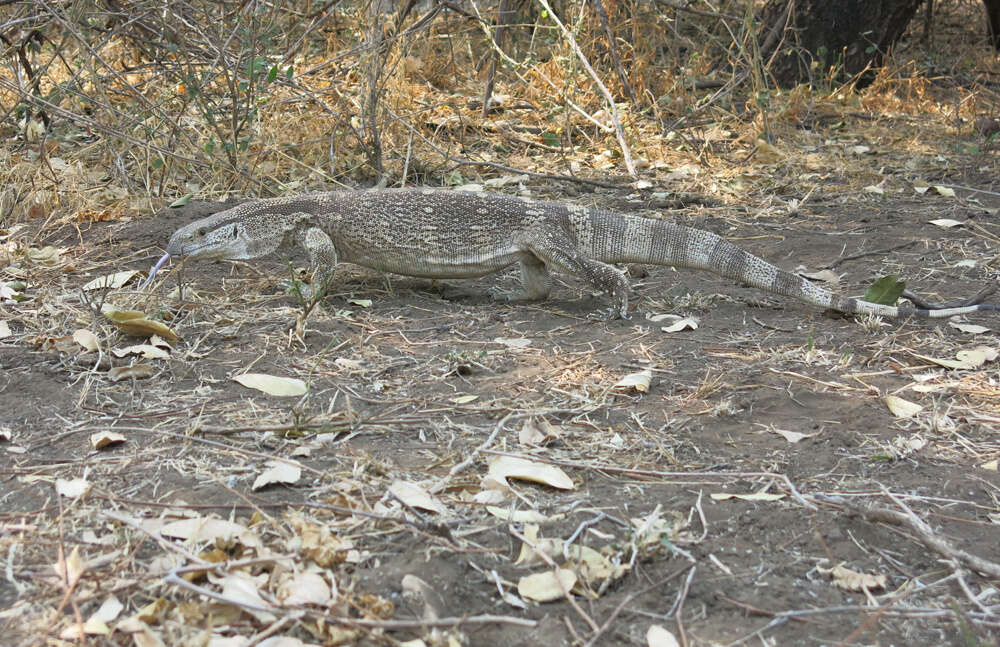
[139,252,171,290]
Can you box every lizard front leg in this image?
[291,226,339,340]
[301,226,339,299]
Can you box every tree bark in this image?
[984,0,1000,48]
[759,0,924,88]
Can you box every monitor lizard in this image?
[158,188,999,320]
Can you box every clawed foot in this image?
[489,288,545,304]
[280,278,315,300]
[589,307,629,321]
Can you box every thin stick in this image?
[877,489,1000,578]
[428,411,521,494]
[671,565,696,647]
[480,450,819,510]
[533,0,637,177]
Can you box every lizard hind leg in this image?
[516,225,630,319]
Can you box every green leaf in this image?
[267,65,278,83]
[151,158,164,169]
[541,131,561,147]
[204,136,215,155]
[169,193,194,208]
[864,275,906,305]
[285,66,294,80]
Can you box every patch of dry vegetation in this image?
[2,1,1000,645]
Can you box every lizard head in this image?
[166,204,296,261]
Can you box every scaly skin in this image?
[164,188,999,319]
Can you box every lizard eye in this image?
[231,225,238,238]
[197,227,208,237]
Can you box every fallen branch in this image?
[835,491,1000,579]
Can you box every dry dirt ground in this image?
[2,187,1000,646]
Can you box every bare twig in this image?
[428,411,522,494]
[533,0,637,176]
[875,489,1000,579]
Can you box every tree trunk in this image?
[984,0,1000,48]
[759,0,924,88]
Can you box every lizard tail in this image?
[596,215,998,318]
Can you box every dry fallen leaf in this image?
[109,364,156,381]
[798,268,841,285]
[112,344,170,360]
[485,506,554,523]
[753,139,784,163]
[955,347,999,366]
[513,524,563,566]
[252,460,302,490]
[615,369,652,393]
[661,317,698,333]
[73,329,100,352]
[402,574,442,621]
[494,337,532,349]
[647,625,681,647]
[61,595,125,639]
[219,573,276,622]
[287,513,355,567]
[981,459,998,471]
[56,478,91,498]
[488,455,574,490]
[51,546,85,589]
[27,246,64,264]
[83,270,141,291]
[891,435,927,456]
[233,373,308,397]
[884,394,923,418]
[90,431,126,450]
[160,518,258,546]
[629,508,694,556]
[473,475,512,504]
[518,418,560,446]
[276,571,332,607]
[103,309,146,323]
[566,543,627,590]
[932,185,956,197]
[517,569,577,602]
[334,357,362,371]
[768,427,815,443]
[710,492,785,502]
[388,480,447,514]
[820,563,886,592]
[451,394,479,404]
[928,218,963,228]
[948,322,990,334]
[0,320,11,339]
[113,317,179,343]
